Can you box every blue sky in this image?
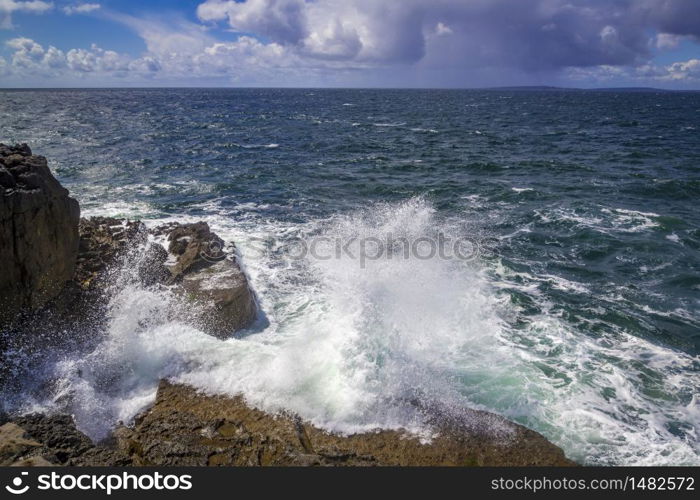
[1,0,699,88]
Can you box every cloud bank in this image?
[1,0,699,87]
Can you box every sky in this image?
[0,0,699,88]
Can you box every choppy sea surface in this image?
[1,88,699,465]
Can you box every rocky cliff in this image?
[0,144,80,327]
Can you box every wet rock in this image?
[10,217,152,344]
[136,242,169,287]
[0,166,16,189]
[155,221,226,279]
[11,414,95,463]
[153,222,257,338]
[0,143,80,327]
[179,259,258,336]
[107,380,576,467]
[75,217,147,290]
[2,414,131,466]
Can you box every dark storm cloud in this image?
[197,0,700,71]
[637,0,700,39]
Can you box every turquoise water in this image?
[1,88,698,465]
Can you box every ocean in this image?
[1,88,698,465]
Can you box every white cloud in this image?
[197,0,427,63]
[63,3,100,15]
[42,44,65,68]
[4,37,134,78]
[66,47,96,71]
[0,0,52,29]
[7,36,45,67]
[566,58,700,85]
[193,0,663,69]
[197,0,307,44]
[655,33,681,50]
[665,58,700,80]
[1,32,303,85]
[434,22,453,37]
[127,56,160,74]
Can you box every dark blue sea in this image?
[1,88,699,465]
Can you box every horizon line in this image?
[1,85,699,92]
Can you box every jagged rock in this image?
[2,414,131,466]
[136,243,170,287]
[153,222,257,338]
[68,218,257,338]
[75,217,147,290]
[0,144,80,327]
[10,414,95,464]
[0,423,42,466]
[161,221,225,279]
[179,259,258,336]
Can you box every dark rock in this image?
[2,414,131,466]
[0,166,16,189]
[0,144,80,327]
[0,143,31,158]
[1,217,150,352]
[11,414,94,463]
[74,217,147,290]
[159,221,226,279]
[136,242,170,287]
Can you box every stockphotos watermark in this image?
[4,471,192,496]
[200,232,502,267]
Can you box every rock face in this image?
[152,221,258,338]
[0,414,129,466]
[0,144,80,327]
[75,217,148,291]
[3,381,575,466]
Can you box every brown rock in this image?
[0,423,42,466]
[179,259,258,336]
[109,380,576,467]
[153,222,257,338]
[11,456,55,467]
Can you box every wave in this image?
[3,198,698,465]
